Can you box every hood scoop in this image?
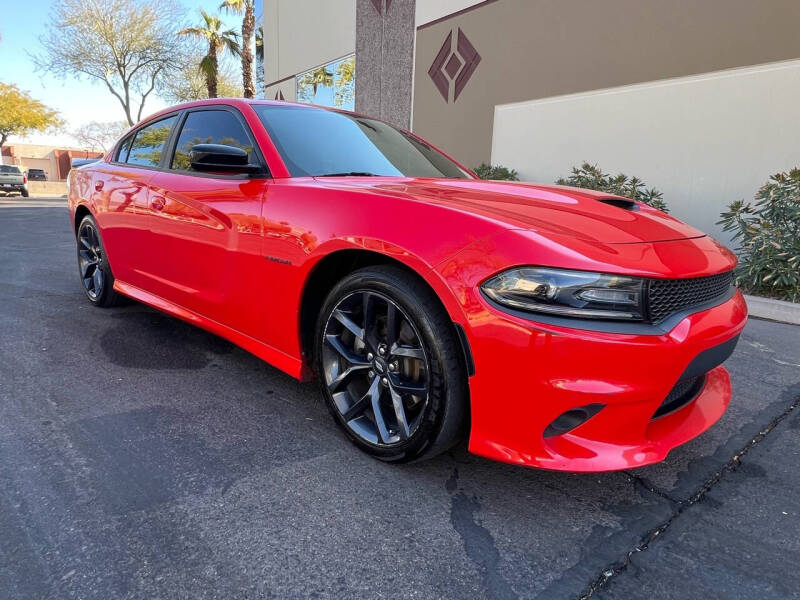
[596,197,638,210]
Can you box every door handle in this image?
[94,181,104,191]
[150,196,166,212]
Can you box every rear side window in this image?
[116,135,134,162]
[126,115,178,167]
[170,110,255,172]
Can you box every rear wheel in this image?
[316,266,467,463]
[76,214,123,307]
[21,188,29,198]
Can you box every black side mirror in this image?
[189,143,262,174]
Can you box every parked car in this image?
[0,164,28,197]
[67,99,747,471]
[27,168,47,181]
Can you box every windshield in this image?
[254,104,471,179]
[0,165,21,174]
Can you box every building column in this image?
[355,0,415,128]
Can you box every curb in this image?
[744,294,800,326]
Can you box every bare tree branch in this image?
[33,0,185,126]
[137,67,162,122]
[70,120,128,153]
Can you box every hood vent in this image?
[597,197,638,210]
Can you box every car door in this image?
[143,107,270,336]
[93,114,179,289]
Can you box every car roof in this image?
[139,98,352,128]
[115,98,471,177]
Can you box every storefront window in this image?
[255,0,264,99]
[296,55,355,110]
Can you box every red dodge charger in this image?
[68,99,747,471]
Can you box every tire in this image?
[76,214,123,307]
[21,188,29,198]
[315,265,468,463]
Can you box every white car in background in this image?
[0,165,29,197]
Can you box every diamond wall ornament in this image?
[427,28,481,103]
[445,54,462,78]
[453,29,480,101]
[427,31,452,101]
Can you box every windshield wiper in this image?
[316,171,380,177]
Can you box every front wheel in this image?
[316,266,468,463]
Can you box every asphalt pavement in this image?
[1,200,799,599]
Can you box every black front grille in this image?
[647,271,733,323]
[652,375,706,419]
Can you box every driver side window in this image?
[170,110,255,172]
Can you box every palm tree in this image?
[296,66,334,103]
[255,24,264,92]
[334,56,355,108]
[220,0,256,99]
[179,10,241,99]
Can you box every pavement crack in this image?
[446,465,518,599]
[624,471,679,505]
[445,466,459,493]
[450,492,518,600]
[577,391,800,599]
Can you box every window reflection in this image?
[171,110,254,172]
[126,116,177,167]
[255,105,469,178]
[296,55,355,110]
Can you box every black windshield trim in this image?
[316,171,379,177]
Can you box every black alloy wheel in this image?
[78,220,105,300]
[323,289,430,445]
[316,266,467,462]
[76,215,122,307]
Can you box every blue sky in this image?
[0,0,242,146]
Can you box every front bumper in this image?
[462,290,748,472]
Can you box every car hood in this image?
[316,178,705,244]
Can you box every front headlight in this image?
[481,267,645,320]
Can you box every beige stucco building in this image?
[261,0,800,243]
[1,143,102,181]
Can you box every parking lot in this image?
[1,201,799,599]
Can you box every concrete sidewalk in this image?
[0,196,67,207]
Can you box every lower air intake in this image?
[652,375,706,419]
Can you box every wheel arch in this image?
[298,248,470,380]
[73,203,93,237]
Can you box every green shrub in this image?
[718,168,800,302]
[473,163,519,181]
[556,162,668,212]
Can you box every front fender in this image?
[304,236,470,328]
